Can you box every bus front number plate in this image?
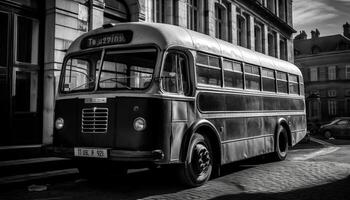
[74,148,108,158]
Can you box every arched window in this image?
[254,22,264,53]
[104,0,130,24]
[187,0,199,31]
[278,0,286,21]
[280,37,287,60]
[215,3,227,40]
[237,14,246,47]
[267,0,276,14]
[268,30,277,57]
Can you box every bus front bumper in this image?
[46,147,165,162]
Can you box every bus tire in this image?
[178,133,213,187]
[273,125,289,161]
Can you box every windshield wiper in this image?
[71,79,95,91]
[99,78,132,89]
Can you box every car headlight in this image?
[133,117,146,131]
[55,118,64,130]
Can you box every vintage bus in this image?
[51,22,306,186]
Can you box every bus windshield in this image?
[61,48,157,93]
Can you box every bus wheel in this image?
[178,133,213,187]
[274,126,289,161]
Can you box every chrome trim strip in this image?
[200,111,305,119]
[221,134,274,144]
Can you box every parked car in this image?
[319,117,350,139]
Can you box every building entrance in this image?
[0,1,42,146]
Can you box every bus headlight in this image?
[55,118,64,130]
[133,117,146,131]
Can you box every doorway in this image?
[0,2,43,146]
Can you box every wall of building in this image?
[297,51,350,123]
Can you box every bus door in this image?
[161,50,193,160]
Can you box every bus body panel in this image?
[196,91,306,164]
[53,97,173,163]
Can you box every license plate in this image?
[74,147,108,158]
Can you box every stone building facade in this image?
[294,23,350,125]
[0,0,295,147]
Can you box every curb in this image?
[310,137,336,147]
[290,137,340,161]
[0,168,79,190]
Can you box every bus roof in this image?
[67,22,301,76]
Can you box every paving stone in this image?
[139,161,350,200]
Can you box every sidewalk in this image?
[0,145,78,187]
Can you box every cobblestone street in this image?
[1,138,350,200]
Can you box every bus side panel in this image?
[219,117,274,164]
[221,137,267,163]
[170,100,196,162]
[286,115,307,146]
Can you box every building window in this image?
[347,65,350,79]
[153,0,165,23]
[254,22,264,53]
[328,100,337,116]
[279,37,287,60]
[319,67,327,81]
[15,15,39,64]
[187,0,199,31]
[243,13,251,49]
[328,90,337,97]
[268,30,277,58]
[13,70,38,112]
[267,0,276,14]
[104,0,130,23]
[173,0,179,25]
[224,1,232,41]
[328,66,336,80]
[237,10,250,48]
[278,0,286,21]
[309,100,319,118]
[237,14,247,47]
[0,12,9,67]
[215,3,227,41]
[310,67,318,82]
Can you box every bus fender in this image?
[180,119,221,176]
[276,118,292,147]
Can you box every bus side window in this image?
[162,52,189,95]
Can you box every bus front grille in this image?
[81,107,108,133]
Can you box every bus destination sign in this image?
[81,31,133,49]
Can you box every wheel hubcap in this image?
[192,143,211,175]
[279,131,287,153]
